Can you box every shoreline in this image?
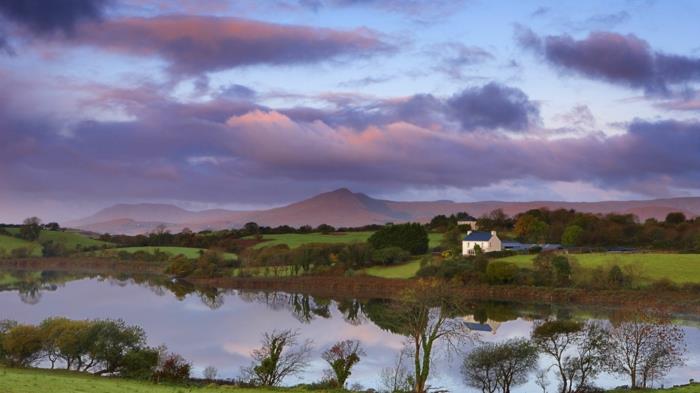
[2,257,700,315]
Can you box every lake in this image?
[1,270,699,392]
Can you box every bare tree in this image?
[535,369,550,393]
[203,365,217,380]
[393,281,471,393]
[461,343,499,393]
[322,339,365,388]
[241,329,313,387]
[606,309,686,388]
[380,347,414,393]
[532,320,583,393]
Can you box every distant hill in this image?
[65,188,700,234]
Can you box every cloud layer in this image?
[517,28,700,95]
[71,15,392,76]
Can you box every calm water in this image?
[1,271,699,392]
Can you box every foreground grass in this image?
[364,259,421,279]
[500,252,700,284]
[107,246,238,260]
[0,368,344,393]
[608,386,700,393]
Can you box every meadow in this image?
[500,252,700,284]
[0,235,41,256]
[249,232,445,249]
[0,368,344,393]
[107,246,238,260]
[363,259,421,279]
[0,367,697,393]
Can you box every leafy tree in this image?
[514,215,549,243]
[462,338,538,393]
[322,339,365,388]
[316,224,335,234]
[120,347,160,380]
[551,256,571,286]
[242,329,313,387]
[608,265,626,288]
[18,217,42,241]
[532,320,609,393]
[440,225,462,251]
[561,225,583,246]
[531,320,583,393]
[1,324,43,367]
[665,212,686,224]
[368,223,429,255]
[44,222,61,231]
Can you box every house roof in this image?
[459,215,477,221]
[463,231,493,241]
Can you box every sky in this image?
[1,0,700,222]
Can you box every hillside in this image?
[66,188,700,234]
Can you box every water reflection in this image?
[1,270,699,391]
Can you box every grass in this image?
[608,386,700,393]
[0,234,42,256]
[500,252,700,284]
[248,232,374,249]
[0,229,109,257]
[250,232,446,250]
[0,367,344,393]
[108,246,238,260]
[364,259,422,279]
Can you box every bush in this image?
[121,348,160,380]
[485,261,519,284]
[10,247,32,259]
[1,324,43,367]
[154,352,191,383]
[371,246,410,265]
[368,223,429,255]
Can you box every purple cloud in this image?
[446,83,540,132]
[71,15,393,76]
[517,28,700,95]
[0,0,111,35]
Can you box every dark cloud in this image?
[446,83,540,131]
[517,28,700,95]
[0,0,110,35]
[71,15,393,77]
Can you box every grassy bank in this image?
[0,368,344,393]
[0,235,41,256]
[109,246,238,260]
[364,259,421,279]
[500,253,700,284]
[248,232,445,250]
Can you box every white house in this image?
[462,230,502,256]
[457,215,478,230]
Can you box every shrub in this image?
[10,247,32,259]
[121,348,160,380]
[485,261,519,284]
[371,246,410,265]
[1,324,43,367]
[154,352,191,383]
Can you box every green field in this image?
[0,235,42,256]
[1,228,109,256]
[364,259,421,279]
[108,246,238,260]
[249,232,374,249]
[500,253,700,284]
[250,231,445,250]
[0,368,344,393]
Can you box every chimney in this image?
[491,230,497,236]
[467,230,472,236]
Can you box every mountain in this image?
[66,188,700,234]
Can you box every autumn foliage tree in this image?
[322,339,365,388]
